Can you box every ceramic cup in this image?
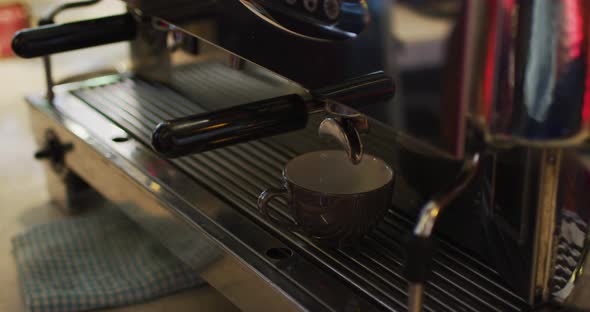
[258,150,394,242]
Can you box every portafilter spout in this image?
[318,100,369,165]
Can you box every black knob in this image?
[35,130,73,171]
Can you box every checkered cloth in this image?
[11,207,204,312]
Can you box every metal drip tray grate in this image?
[72,62,527,312]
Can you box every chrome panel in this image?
[531,150,563,302]
[550,150,590,309]
[477,143,590,307]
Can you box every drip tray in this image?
[69,62,526,312]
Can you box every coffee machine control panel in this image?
[258,0,344,23]
[241,0,366,40]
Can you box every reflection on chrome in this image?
[239,0,369,40]
[465,1,590,147]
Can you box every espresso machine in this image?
[12,0,590,311]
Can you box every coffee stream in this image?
[285,150,393,194]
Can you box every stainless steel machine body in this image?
[16,0,590,311]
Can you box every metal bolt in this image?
[323,0,341,20]
[303,0,318,12]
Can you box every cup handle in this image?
[258,188,299,230]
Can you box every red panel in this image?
[0,3,28,57]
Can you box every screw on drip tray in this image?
[112,135,130,143]
[266,247,294,260]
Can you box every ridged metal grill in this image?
[72,62,527,312]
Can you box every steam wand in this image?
[405,153,481,312]
[37,0,102,102]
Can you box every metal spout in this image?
[318,118,364,164]
[318,100,369,165]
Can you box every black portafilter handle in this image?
[152,94,309,158]
[12,13,136,58]
[152,72,395,158]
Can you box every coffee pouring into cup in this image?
[318,100,369,165]
[257,101,393,243]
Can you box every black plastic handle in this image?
[12,13,136,58]
[152,94,309,158]
[151,73,394,158]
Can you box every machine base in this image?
[27,63,528,311]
